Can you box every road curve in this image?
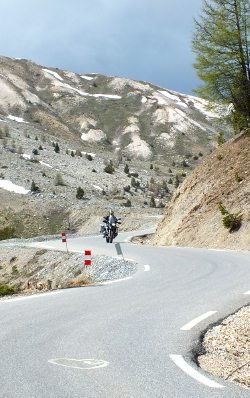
[1,231,250,398]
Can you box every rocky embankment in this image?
[0,246,136,298]
[197,306,250,390]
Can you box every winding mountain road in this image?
[1,231,250,397]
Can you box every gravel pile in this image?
[197,305,250,389]
[0,247,136,299]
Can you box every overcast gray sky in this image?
[0,0,203,94]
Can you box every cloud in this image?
[0,0,203,94]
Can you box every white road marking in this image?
[100,276,132,285]
[169,355,224,389]
[181,311,217,330]
[0,291,62,303]
[144,265,150,272]
[243,291,250,295]
[48,358,109,370]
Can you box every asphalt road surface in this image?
[1,230,250,398]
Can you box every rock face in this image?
[152,131,250,250]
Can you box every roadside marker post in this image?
[115,243,125,264]
[61,232,69,253]
[84,250,92,271]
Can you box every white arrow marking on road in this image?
[169,355,224,389]
[48,358,109,370]
[180,311,217,330]
[144,265,150,272]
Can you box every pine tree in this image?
[124,164,129,174]
[192,0,250,130]
[150,196,156,208]
[54,142,60,153]
[31,180,40,193]
[76,187,84,199]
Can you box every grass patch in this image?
[0,284,16,296]
[66,275,93,287]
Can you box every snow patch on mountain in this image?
[7,115,28,123]
[43,69,64,81]
[0,180,30,194]
[81,75,94,81]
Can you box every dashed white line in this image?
[169,355,224,389]
[181,311,217,330]
[48,358,109,370]
[144,265,150,272]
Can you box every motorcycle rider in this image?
[100,209,120,237]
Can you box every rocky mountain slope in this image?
[0,55,231,160]
[152,131,250,250]
[0,55,233,239]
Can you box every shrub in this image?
[104,160,115,174]
[123,199,131,207]
[123,185,131,193]
[0,226,15,240]
[217,131,225,146]
[235,172,243,182]
[11,265,19,276]
[124,164,129,174]
[76,187,84,199]
[31,180,40,192]
[75,149,82,157]
[131,177,137,188]
[150,196,156,208]
[32,149,39,155]
[54,173,65,186]
[175,175,180,188]
[218,203,243,232]
[182,160,189,168]
[222,212,242,232]
[0,284,16,296]
[71,151,75,157]
[86,153,93,161]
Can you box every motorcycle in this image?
[100,218,121,243]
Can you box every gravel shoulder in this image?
[196,305,250,390]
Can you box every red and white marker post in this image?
[84,250,92,269]
[61,232,69,253]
